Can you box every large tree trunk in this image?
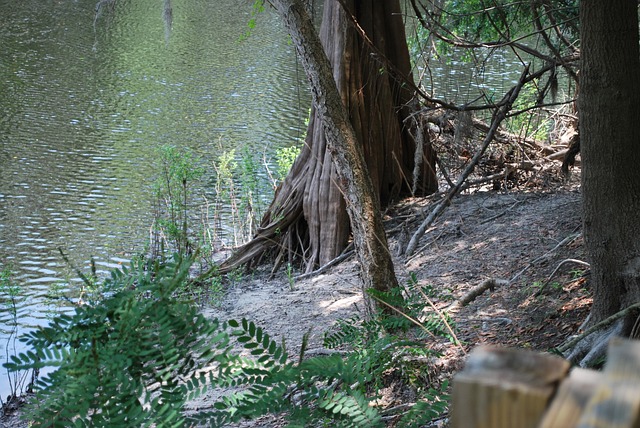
[220,0,437,275]
[269,0,402,312]
[570,0,640,365]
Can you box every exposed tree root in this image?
[559,302,640,367]
[565,321,624,368]
[509,231,581,284]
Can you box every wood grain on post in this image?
[538,368,601,428]
[451,345,570,428]
[574,338,640,428]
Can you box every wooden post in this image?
[574,338,640,428]
[451,345,570,428]
[537,338,640,428]
[538,368,601,428]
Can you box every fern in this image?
[4,259,450,427]
[207,285,452,427]
[396,381,450,428]
[5,254,230,427]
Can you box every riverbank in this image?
[184,176,586,426]
[1,171,587,427]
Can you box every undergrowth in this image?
[4,257,450,427]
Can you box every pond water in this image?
[0,0,310,398]
[0,1,565,400]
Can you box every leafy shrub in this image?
[275,144,301,181]
[153,145,205,257]
[5,254,230,427]
[5,258,449,427]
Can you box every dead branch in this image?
[533,258,590,297]
[448,278,509,310]
[404,65,531,257]
[293,246,354,281]
[410,114,426,195]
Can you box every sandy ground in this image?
[181,175,588,426]
[2,174,591,427]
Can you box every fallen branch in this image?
[293,245,354,281]
[448,278,510,310]
[557,301,640,354]
[404,65,531,257]
[533,258,590,297]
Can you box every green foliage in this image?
[0,265,33,403]
[275,144,301,181]
[153,145,205,257]
[5,261,450,427]
[444,0,532,42]
[285,262,295,291]
[5,255,229,427]
[204,317,389,428]
[211,147,266,246]
[242,0,265,40]
[505,83,554,140]
[0,266,22,325]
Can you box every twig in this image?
[415,286,466,354]
[557,301,640,353]
[533,258,590,297]
[479,199,525,225]
[436,156,455,188]
[380,402,415,418]
[404,65,531,257]
[293,246,354,281]
[509,231,581,284]
[371,295,437,339]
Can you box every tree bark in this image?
[263,0,400,312]
[579,0,640,332]
[220,0,437,275]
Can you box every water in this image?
[0,2,567,400]
[0,0,309,398]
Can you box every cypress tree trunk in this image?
[220,0,436,277]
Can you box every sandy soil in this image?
[2,174,591,427]
[181,174,588,426]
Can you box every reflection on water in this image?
[0,0,309,397]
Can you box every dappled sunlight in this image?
[317,294,361,313]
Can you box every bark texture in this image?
[261,0,400,311]
[579,0,640,329]
[220,0,437,274]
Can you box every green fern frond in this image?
[317,389,383,427]
[397,380,450,428]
